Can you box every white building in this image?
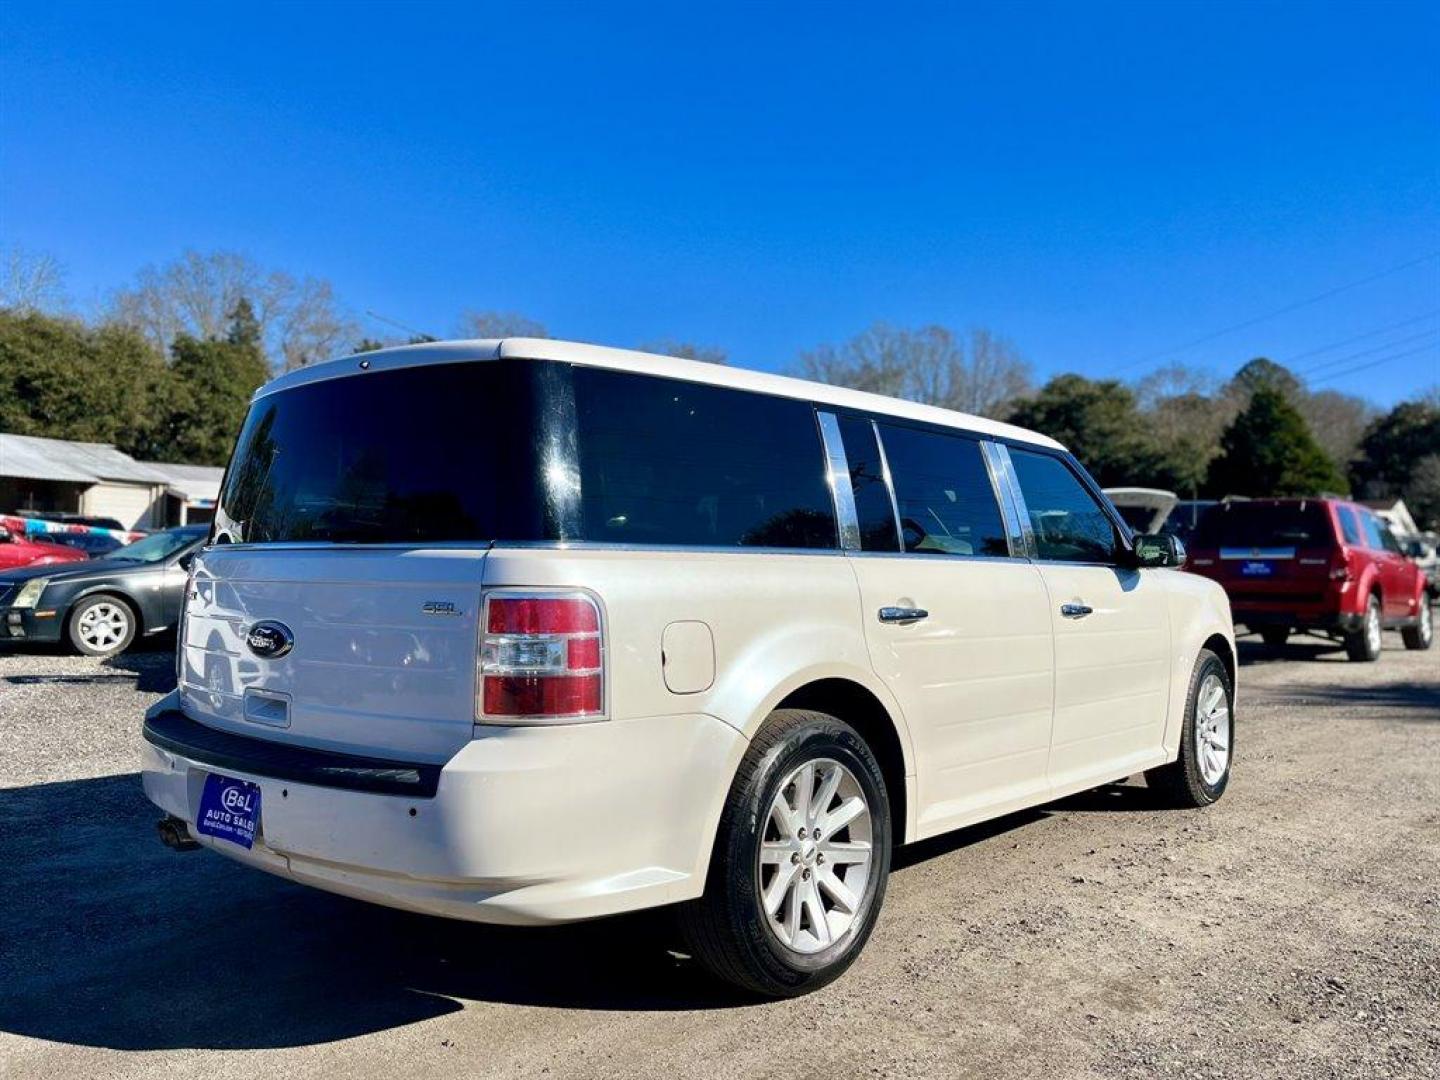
[0,432,224,531]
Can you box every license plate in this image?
[196,773,261,850]
[1240,561,1275,577]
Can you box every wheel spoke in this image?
[792,762,815,825]
[817,867,859,914]
[764,862,800,916]
[784,876,803,940]
[813,764,842,819]
[802,879,830,946]
[769,797,799,840]
[818,839,871,864]
[821,795,865,839]
[759,841,791,865]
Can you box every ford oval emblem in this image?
[245,620,294,660]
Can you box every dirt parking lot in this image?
[1,629,1436,1080]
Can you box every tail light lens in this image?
[1330,552,1354,581]
[479,592,605,724]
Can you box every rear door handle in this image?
[1060,603,1093,619]
[878,606,929,624]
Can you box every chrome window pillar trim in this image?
[869,420,905,553]
[984,442,1037,559]
[817,411,862,552]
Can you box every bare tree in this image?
[1133,363,1221,410]
[1299,388,1376,472]
[109,249,359,370]
[1,245,66,313]
[637,340,728,365]
[797,323,1031,418]
[456,310,548,339]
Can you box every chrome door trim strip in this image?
[987,442,1038,560]
[817,411,863,552]
[869,419,906,554]
[980,441,1029,559]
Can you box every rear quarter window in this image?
[572,367,837,549]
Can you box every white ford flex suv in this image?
[142,338,1236,997]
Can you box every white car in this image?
[141,338,1236,997]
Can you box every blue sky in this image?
[3,1,1437,404]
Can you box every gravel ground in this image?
[1,629,1437,1080]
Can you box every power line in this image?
[364,308,436,341]
[1284,308,1440,364]
[1297,326,1440,377]
[1113,251,1440,375]
[1308,340,1439,387]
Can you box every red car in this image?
[1186,498,1433,661]
[0,524,89,571]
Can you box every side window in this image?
[837,416,900,552]
[874,423,1010,557]
[1360,512,1391,552]
[573,367,837,549]
[1008,448,1122,564]
[1337,506,1363,546]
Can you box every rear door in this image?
[1001,446,1172,791]
[836,417,1055,836]
[1361,510,1414,620]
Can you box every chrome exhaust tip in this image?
[157,815,200,852]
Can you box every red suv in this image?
[1186,498,1433,661]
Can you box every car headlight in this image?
[13,577,50,608]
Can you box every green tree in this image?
[1006,374,1161,486]
[1207,386,1345,497]
[152,301,271,465]
[1349,400,1440,529]
[1224,357,1303,402]
[0,309,170,453]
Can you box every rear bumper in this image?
[1235,608,1363,633]
[140,693,745,925]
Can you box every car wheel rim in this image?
[1366,602,1382,654]
[79,603,128,650]
[1195,672,1230,786]
[758,758,874,955]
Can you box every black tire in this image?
[1401,599,1433,651]
[1145,649,1233,808]
[1344,594,1383,662]
[66,594,138,657]
[679,708,892,998]
[1259,627,1289,651]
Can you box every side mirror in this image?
[1133,532,1186,569]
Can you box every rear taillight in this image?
[479,591,605,724]
[1330,551,1353,581]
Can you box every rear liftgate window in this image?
[572,367,838,549]
[215,360,548,544]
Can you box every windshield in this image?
[215,360,548,545]
[1191,502,1332,549]
[113,529,204,563]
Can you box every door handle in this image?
[878,606,929,624]
[1060,603,1093,619]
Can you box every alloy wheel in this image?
[758,758,874,955]
[78,602,130,652]
[1195,672,1231,786]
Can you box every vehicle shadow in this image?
[0,771,1177,1050]
[0,644,177,695]
[0,772,745,1052]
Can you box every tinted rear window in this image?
[216,360,547,544]
[1191,503,1333,549]
[573,367,837,549]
